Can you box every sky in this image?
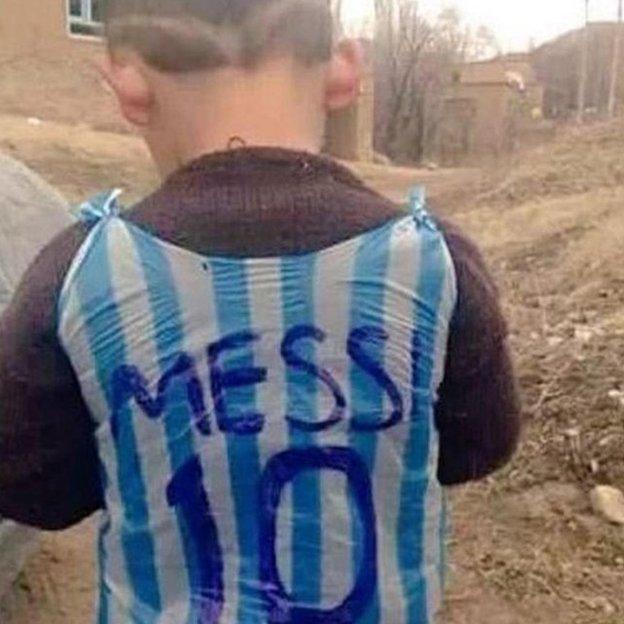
[342,0,622,52]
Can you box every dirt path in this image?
[0,521,95,624]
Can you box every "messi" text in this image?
[109,323,408,439]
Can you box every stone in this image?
[590,486,624,525]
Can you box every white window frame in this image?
[67,0,104,38]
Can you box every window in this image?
[68,0,105,37]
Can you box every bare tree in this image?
[376,0,433,156]
[374,2,483,162]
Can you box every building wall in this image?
[0,0,120,131]
[0,0,68,55]
[440,82,512,163]
[467,84,513,155]
[437,53,548,163]
[436,97,476,166]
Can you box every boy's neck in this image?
[146,58,327,177]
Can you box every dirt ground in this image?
[0,113,623,624]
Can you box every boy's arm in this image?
[0,223,103,530]
[435,219,522,486]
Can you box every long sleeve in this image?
[0,222,103,530]
[435,219,522,486]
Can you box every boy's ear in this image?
[98,53,153,128]
[324,39,364,112]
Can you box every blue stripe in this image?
[280,254,321,605]
[74,220,161,622]
[348,221,395,624]
[128,226,199,623]
[209,258,263,624]
[397,220,447,624]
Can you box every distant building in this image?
[533,22,624,118]
[438,54,544,164]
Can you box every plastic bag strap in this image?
[408,185,438,232]
[74,189,123,226]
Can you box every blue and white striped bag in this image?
[58,187,457,624]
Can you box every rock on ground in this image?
[591,485,624,525]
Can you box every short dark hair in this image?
[105,0,334,72]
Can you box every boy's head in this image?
[102,0,363,175]
[105,0,334,72]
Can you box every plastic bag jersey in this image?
[58,188,457,624]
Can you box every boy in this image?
[0,1,520,622]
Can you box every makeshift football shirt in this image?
[58,187,457,624]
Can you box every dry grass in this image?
[443,118,624,623]
[480,118,624,207]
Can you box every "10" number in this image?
[167,446,378,623]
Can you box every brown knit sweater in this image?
[0,148,521,530]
